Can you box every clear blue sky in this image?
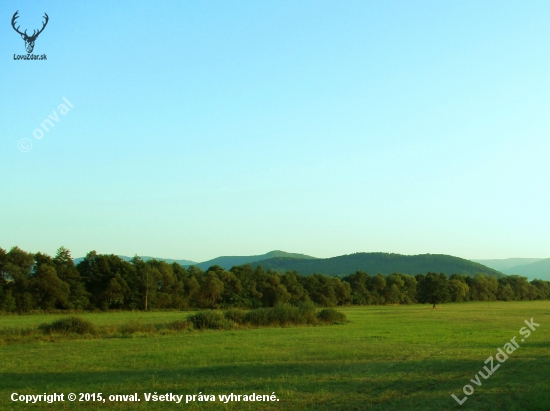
[1,1,549,262]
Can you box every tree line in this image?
[1,246,549,312]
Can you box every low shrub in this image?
[298,301,318,325]
[243,304,316,326]
[270,304,304,325]
[317,308,347,324]
[39,317,98,335]
[244,307,273,326]
[224,308,247,324]
[187,311,234,330]
[167,320,192,331]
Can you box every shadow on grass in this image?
[1,357,549,410]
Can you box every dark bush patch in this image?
[187,311,234,330]
[242,304,321,326]
[39,317,98,335]
[298,301,318,325]
[317,308,347,324]
[244,307,272,326]
[224,308,247,324]
[167,320,192,331]
[270,304,305,325]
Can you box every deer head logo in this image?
[11,11,49,54]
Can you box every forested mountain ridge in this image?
[252,252,504,278]
[72,251,504,278]
[192,250,317,270]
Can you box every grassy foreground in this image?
[0,302,549,410]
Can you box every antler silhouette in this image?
[11,11,49,40]
[11,11,26,37]
[32,13,49,39]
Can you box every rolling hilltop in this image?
[193,250,316,270]
[73,251,504,278]
[252,252,504,278]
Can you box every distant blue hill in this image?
[501,258,550,281]
[472,258,544,272]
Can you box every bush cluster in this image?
[38,317,97,335]
[8,305,346,345]
[317,308,347,323]
[187,311,234,330]
[223,308,247,323]
[188,304,347,329]
[167,320,192,331]
[243,304,309,326]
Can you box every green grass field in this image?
[1,301,549,410]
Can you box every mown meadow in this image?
[1,301,549,410]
